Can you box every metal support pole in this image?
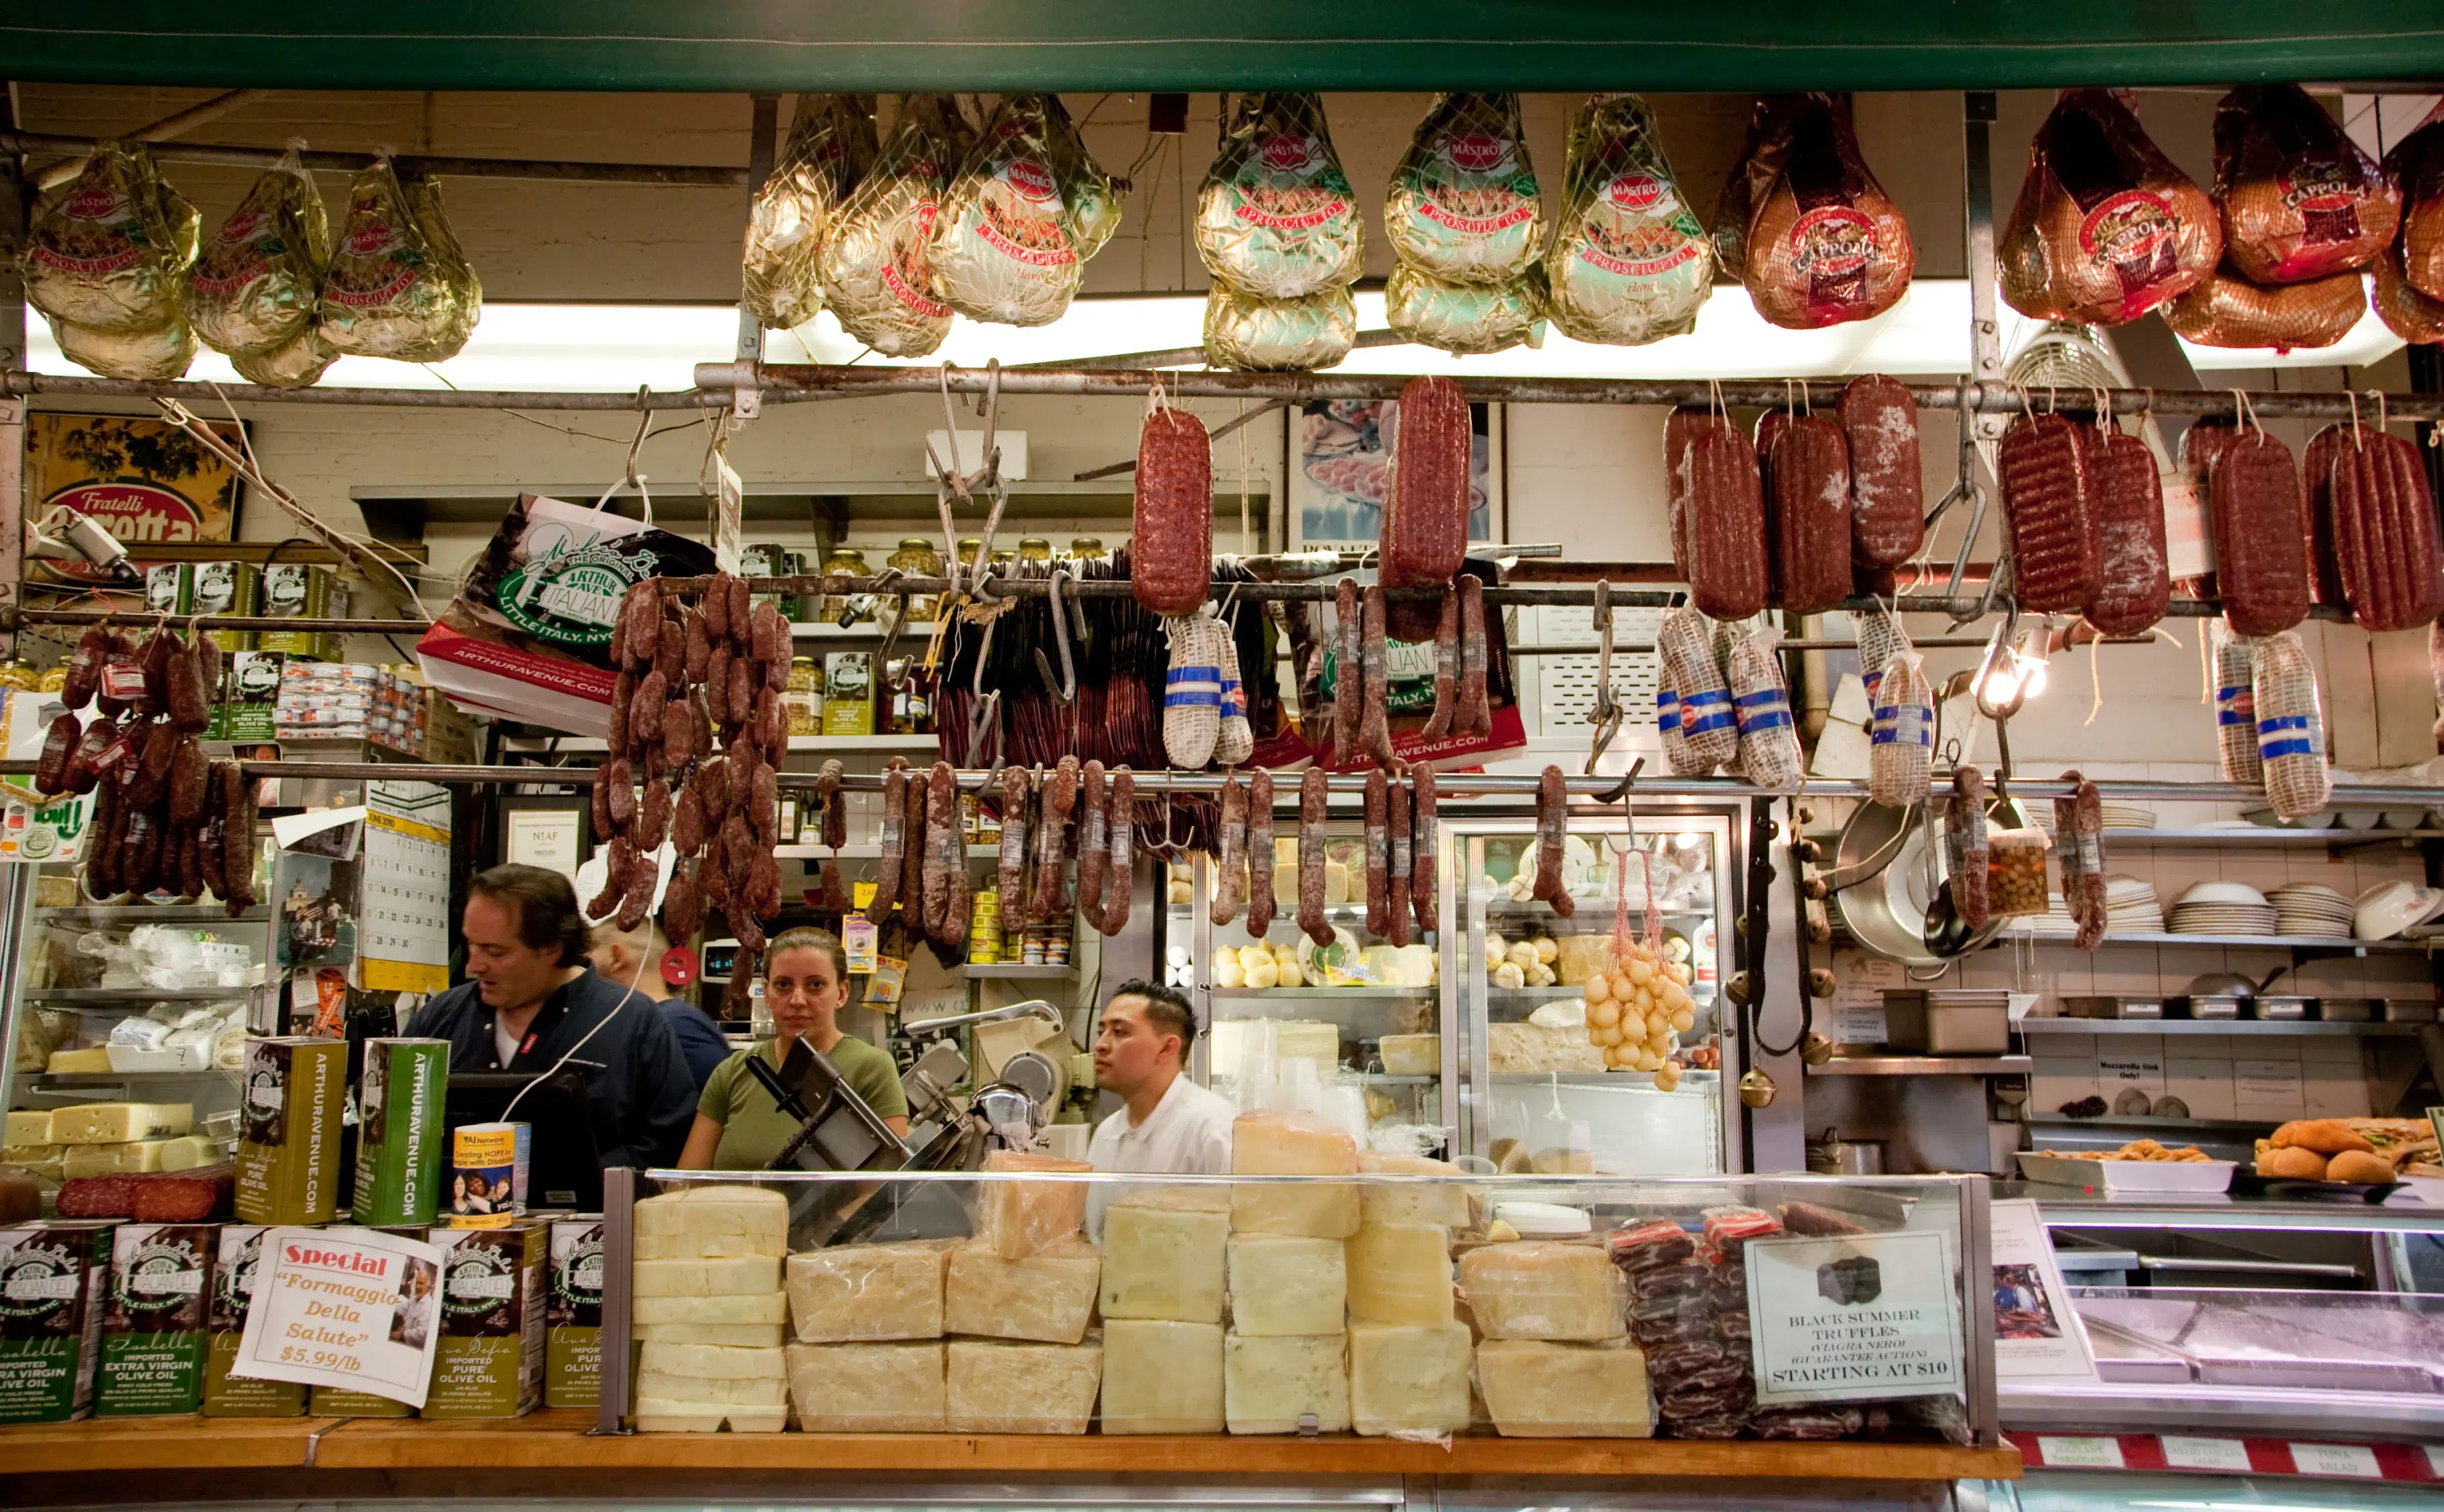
[733,94,780,422]
[1961,92,2005,436]
[0,136,26,661]
[595,1164,635,1436]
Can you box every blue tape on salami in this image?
[1733,686,1793,735]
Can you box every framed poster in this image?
[1291,399,1501,552]
[26,413,243,585]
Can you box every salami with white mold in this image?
[998,765,1033,926]
[1333,578,1362,767]
[923,761,959,937]
[1360,584,1394,766]
[1134,407,1215,617]
[1098,769,1136,936]
[1035,756,1079,921]
[1246,769,1277,937]
[1456,574,1490,737]
[1385,775,1412,947]
[1363,768,1390,937]
[1838,374,1924,569]
[1534,764,1572,916]
[1214,775,1248,926]
[1409,767,1437,936]
[866,762,907,924]
[1299,767,1331,947]
[1419,589,1459,742]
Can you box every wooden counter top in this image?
[0,1412,2020,1481]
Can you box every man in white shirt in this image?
[1085,979,1234,1236]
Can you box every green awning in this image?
[6,2,2444,92]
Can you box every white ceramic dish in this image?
[2018,1151,2239,1194]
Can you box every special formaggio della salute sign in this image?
[231,1226,446,1407]
[24,414,242,586]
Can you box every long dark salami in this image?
[1298,767,1332,947]
[1076,760,1110,923]
[1409,767,1438,936]
[864,762,906,924]
[1246,769,1277,937]
[1360,585,1394,766]
[1364,767,1390,938]
[1333,577,1362,767]
[997,765,1033,928]
[1214,775,1248,927]
[923,761,958,938]
[1033,756,1078,922]
[1456,574,1490,737]
[1533,765,1570,915]
[901,768,928,921]
[1418,589,1459,742]
[1385,776,1413,948]
[1098,769,1136,936]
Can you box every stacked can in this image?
[967,887,1003,965]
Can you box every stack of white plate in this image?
[2167,881,2276,936]
[2022,895,2079,936]
[2101,803,2157,832]
[2268,883,2354,938]
[2105,875,2164,933]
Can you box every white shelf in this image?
[2067,827,2444,845]
[30,1069,237,1086]
[2021,1018,2423,1036]
[965,964,1077,980]
[1209,986,1433,1000]
[792,734,938,752]
[1995,931,2426,953]
[32,905,269,923]
[1811,1055,2033,1076]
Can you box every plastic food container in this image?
[2017,1151,2239,1194]
[1986,827,2052,919]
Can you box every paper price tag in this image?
[2289,1443,2382,1479]
[2037,1437,2125,1469]
[2162,1436,2253,1473]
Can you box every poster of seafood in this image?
[1291,399,1499,551]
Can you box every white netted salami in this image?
[1869,650,1933,807]
[2251,629,2331,820]
[1163,610,1231,769]
[1657,608,1739,772]
[1656,684,1697,776]
[1853,602,1911,713]
[2210,622,2264,788]
[1728,627,1804,793]
[1215,624,1255,767]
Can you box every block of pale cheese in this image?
[638,1340,785,1379]
[4,1111,52,1145]
[787,1239,952,1342]
[787,1341,946,1433]
[1225,1234,1346,1335]
[1230,1109,1359,1238]
[1458,1241,1627,1341]
[1224,1331,1351,1435]
[945,1338,1104,1434]
[62,1139,174,1177]
[632,1399,788,1432]
[978,1149,1093,1259]
[1100,1190,1229,1323]
[943,1237,1101,1344]
[1346,1221,1455,1327]
[631,1292,788,1327]
[635,1321,783,1348]
[45,1048,113,1074]
[1358,1151,1474,1228]
[633,1255,782,1297]
[1348,1321,1472,1437]
[50,1102,191,1143]
[633,1371,788,1407]
[1099,1319,1224,1433]
[1,1145,63,1175]
[633,1183,788,1257]
[1474,1338,1653,1437]
[156,1135,225,1173]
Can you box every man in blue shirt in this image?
[590,916,731,1091]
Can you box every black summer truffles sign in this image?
[1743,1230,1964,1407]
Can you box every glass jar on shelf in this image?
[1069,536,1106,560]
[889,537,942,624]
[784,657,824,737]
[819,549,871,625]
[1016,536,1053,565]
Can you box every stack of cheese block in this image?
[785,1149,1105,1435]
[37,1103,193,1179]
[1458,1239,1650,1437]
[632,1184,791,1432]
[4,1109,64,1181]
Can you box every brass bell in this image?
[1807,917,1832,945]
[1801,1031,1836,1066]
[1739,1068,1778,1107]
[1807,967,1839,999]
[1801,874,1829,901]
[1724,971,1753,1008]
[1734,915,1749,939]
[1796,806,1817,826]
[1792,838,1823,863]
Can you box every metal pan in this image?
[1830,795,2030,970]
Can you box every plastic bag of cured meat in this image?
[1196,92,1364,300]
[1384,92,1544,287]
[2162,263,2366,352]
[1725,93,1914,329]
[1546,94,1712,346]
[817,93,974,357]
[931,93,1117,327]
[741,92,877,332]
[2210,83,2399,284]
[1384,262,1546,355]
[2382,103,2444,306]
[1999,89,2221,326]
[189,145,328,360]
[401,169,482,361]
[22,140,198,336]
[1204,283,1357,370]
[317,156,466,360]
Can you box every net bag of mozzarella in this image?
[817,93,975,358]
[931,93,1115,327]
[21,140,198,337]
[741,93,877,332]
[2210,621,2265,786]
[1195,92,1364,300]
[1546,93,1712,346]
[1999,89,2221,326]
[1384,92,1544,286]
[1726,626,1803,792]
[1384,261,1546,355]
[1578,859,1697,1082]
[2210,83,2399,285]
[1203,282,1356,370]
[1656,608,1738,773]
[1869,650,1934,808]
[189,145,329,360]
[1730,92,1914,329]
[317,156,464,359]
[2251,629,2332,820]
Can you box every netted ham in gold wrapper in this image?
[1196,92,1363,300]
[1385,92,1542,287]
[817,93,975,357]
[52,311,196,380]
[318,157,464,359]
[742,93,877,331]
[1732,93,1914,329]
[1385,262,1546,354]
[1203,283,1356,370]
[1547,94,1711,346]
[931,93,1118,327]
[403,170,481,361]
[2211,84,2398,285]
[2000,90,2221,326]
[189,147,327,358]
[2163,263,2366,352]
[231,326,339,388]
[2383,104,2444,304]
[22,141,198,334]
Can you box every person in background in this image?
[1086,978,1234,1234]
[589,917,729,1091]
[405,864,698,1168]
[680,927,910,1169]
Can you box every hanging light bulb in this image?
[2012,622,2053,701]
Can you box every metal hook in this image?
[1033,567,1077,704]
[1596,755,1646,807]
[1585,579,1623,774]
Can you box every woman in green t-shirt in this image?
[678,926,911,1170]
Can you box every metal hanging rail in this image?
[0,130,750,187]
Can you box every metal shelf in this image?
[1811,1055,2033,1076]
[2026,1113,2268,1132]
[29,1069,236,1086]
[1997,930,2424,953]
[1489,1070,1720,1086]
[24,988,260,1006]
[31,905,270,924]
[963,965,1075,980]
[1208,986,1434,1000]
[1483,986,1589,1002]
[2052,827,2444,845]
[2021,1018,2424,1037]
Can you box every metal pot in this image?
[1828,796,2030,969]
[1807,1128,1888,1175]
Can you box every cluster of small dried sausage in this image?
[1282,762,1439,946]
[49,621,255,916]
[591,574,785,978]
